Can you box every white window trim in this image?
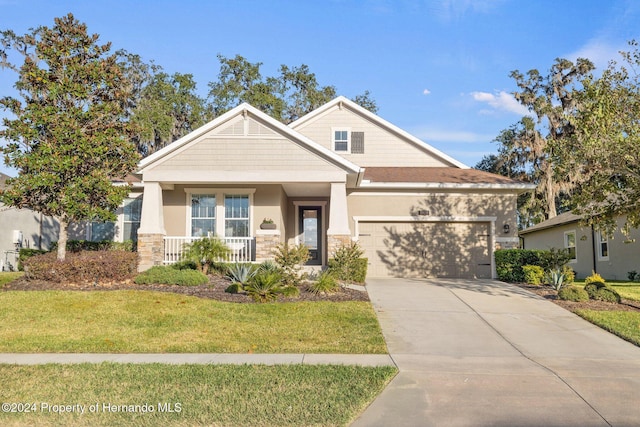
[564,230,577,263]
[117,193,143,243]
[331,127,351,153]
[596,231,610,261]
[185,188,255,238]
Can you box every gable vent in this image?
[351,131,365,154]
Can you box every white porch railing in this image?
[163,236,254,264]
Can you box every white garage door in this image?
[358,222,491,279]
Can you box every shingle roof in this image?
[519,211,583,235]
[363,167,523,185]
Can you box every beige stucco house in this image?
[520,212,640,280]
[135,96,533,278]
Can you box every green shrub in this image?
[181,237,230,275]
[562,265,575,284]
[134,266,208,286]
[309,271,340,295]
[326,242,368,283]
[273,243,309,287]
[522,265,545,285]
[585,272,606,285]
[23,251,137,283]
[539,247,572,271]
[584,281,607,299]
[494,249,548,282]
[591,286,621,304]
[244,271,286,302]
[257,260,280,274]
[280,285,300,298]
[17,248,48,271]
[171,260,198,270]
[583,281,620,303]
[224,283,243,294]
[226,263,257,285]
[51,240,134,252]
[628,270,638,281]
[558,285,589,302]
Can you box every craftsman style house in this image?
[135,96,532,278]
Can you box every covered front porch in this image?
[136,181,353,271]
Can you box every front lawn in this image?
[0,290,387,353]
[0,272,22,287]
[0,363,397,426]
[574,309,640,347]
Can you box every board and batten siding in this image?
[293,107,452,167]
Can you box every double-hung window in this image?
[191,194,216,237]
[333,129,349,152]
[564,231,577,262]
[596,231,609,260]
[225,195,249,237]
[122,197,142,242]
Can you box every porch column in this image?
[327,182,352,257]
[137,181,166,272]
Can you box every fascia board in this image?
[357,181,537,191]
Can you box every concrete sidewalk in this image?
[0,353,394,366]
[352,278,640,427]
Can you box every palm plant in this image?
[181,237,230,275]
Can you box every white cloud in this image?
[470,91,529,116]
[423,89,431,95]
[566,39,625,71]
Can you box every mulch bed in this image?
[1,275,370,303]
[513,283,640,313]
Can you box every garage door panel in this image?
[359,221,491,279]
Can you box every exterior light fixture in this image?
[503,224,510,234]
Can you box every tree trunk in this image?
[57,219,68,261]
[546,165,557,219]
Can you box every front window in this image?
[90,221,115,241]
[225,195,249,237]
[564,231,576,261]
[191,194,216,237]
[123,197,142,242]
[333,130,349,152]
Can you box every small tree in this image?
[0,14,139,261]
[181,237,230,275]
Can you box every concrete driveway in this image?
[352,278,640,427]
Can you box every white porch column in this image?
[327,182,351,258]
[137,181,166,271]
[327,182,350,235]
[138,181,166,235]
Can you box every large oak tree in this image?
[0,14,139,260]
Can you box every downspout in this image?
[591,224,597,275]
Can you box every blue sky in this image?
[1,0,639,176]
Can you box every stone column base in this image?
[138,233,165,272]
[255,230,281,262]
[327,234,352,259]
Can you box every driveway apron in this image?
[352,278,640,427]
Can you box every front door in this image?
[299,206,322,265]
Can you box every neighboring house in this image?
[520,212,640,280]
[0,172,59,271]
[135,96,533,278]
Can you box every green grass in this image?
[0,272,23,287]
[0,290,387,353]
[574,309,640,347]
[0,363,398,426]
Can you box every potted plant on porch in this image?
[260,218,277,230]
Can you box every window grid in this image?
[225,195,249,237]
[191,194,216,237]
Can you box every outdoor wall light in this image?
[503,224,510,234]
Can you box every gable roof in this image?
[138,102,362,174]
[519,212,583,235]
[289,96,469,169]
